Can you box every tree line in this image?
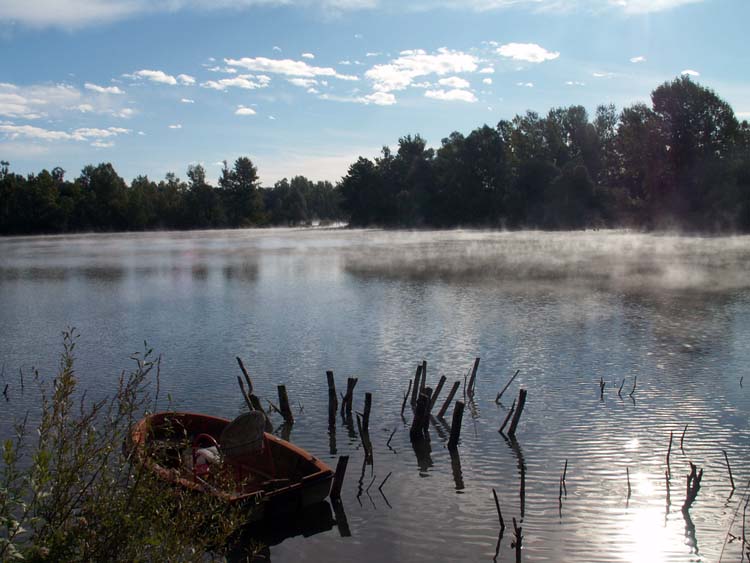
[2,76,749,235]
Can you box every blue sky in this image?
[1,0,748,186]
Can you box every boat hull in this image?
[130,412,333,517]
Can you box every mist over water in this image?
[1,228,749,562]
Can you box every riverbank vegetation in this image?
[2,76,749,235]
[0,331,252,561]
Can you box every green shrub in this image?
[1,330,258,562]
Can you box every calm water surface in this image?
[2,229,750,562]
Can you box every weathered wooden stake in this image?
[682,462,703,511]
[277,384,294,424]
[327,370,338,411]
[410,364,422,406]
[467,357,480,396]
[666,431,673,477]
[236,376,253,411]
[341,377,358,417]
[437,381,461,419]
[410,389,432,442]
[401,379,412,417]
[496,369,520,403]
[362,392,372,433]
[429,375,447,412]
[498,399,516,434]
[626,467,632,498]
[507,388,528,438]
[236,356,254,395]
[447,400,465,450]
[723,449,736,490]
[599,377,606,399]
[630,376,637,397]
[330,455,350,500]
[680,424,688,450]
[420,360,427,392]
[618,378,625,397]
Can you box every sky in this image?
[1,0,749,186]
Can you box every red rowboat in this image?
[130,411,333,517]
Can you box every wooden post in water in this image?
[341,377,358,417]
[447,400,465,450]
[236,356,254,395]
[467,357,480,396]
[236,376,253,411]
[330,455,350,500]
[498,398,516,434]
[327,370,338,411]
[429,375,447,412]
[410,389,432,442]
[723,450,735,490]
[410,364,422,406]
[277,385,294,424]
[507,389,527,438]
[437,381,460,419]
[420,360,427,392]
[363,392,372,434]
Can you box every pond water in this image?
[1,228,750,562]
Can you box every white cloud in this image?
[288,78,319,88]
[91,140,114,148]
[200,74,271,91]
[438,76,470,89]
[482,77,492,85]
[516,82,534,87]
[479,66,495,74]
[269,115,276,120]
[225,56,358,81]
[498,43,559,63]
[609,0,704,15]
[0,82,129,120]
[365,52,381,57]
[365,47,478,93]
[206,65,237,74]
[180,98,195,103]
[681,69,700,77]
[235,105,257,116]
[630,55,646,63]
[272,46,282,52]
[112,107,136,118]
[736,111,750,119]
[565,80,586,86]
[177,74,195,85]
[128,69,177,85]
[168,124,182,129]
[360,91,396,105]
[84,82,124,94]
[301,52,315,59]
[0,122,130,142]
[592,71,615,78]
[425,88,477,103]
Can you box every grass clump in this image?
[1,330,256,562]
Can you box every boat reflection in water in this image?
[228,500,348,562]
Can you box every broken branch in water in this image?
[682,462,704,512]
[723,450,736,490]
[496,369,520,403]
[498,398,516,434]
